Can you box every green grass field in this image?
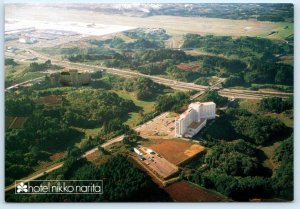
[112,90,156,127]
[258,22,293,40]
[239,99,260,113]
[265,111,294,128]
[260,141,281,170]
[5,63,44,87]
[70,90,156,148]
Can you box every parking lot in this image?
[137,146,178,179]
[137,112,177,140]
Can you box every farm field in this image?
[146,138,205,165]
[164,181,226,202]
[5,116,28,129]
[37,95,63,107]
[85,151,111,166]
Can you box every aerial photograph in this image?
[4,3,294,202]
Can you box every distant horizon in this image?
[3,0,295,4]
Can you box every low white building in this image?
[175,102,216,138]
[18,36,37,44]
[133,148,142,156]
[6,46,17,53]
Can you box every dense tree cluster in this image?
[187,140,272,201]
[198,91,228,107]
[205,140,262,176]
[181,34,293,86]
[226,108,290,145]
[5,87,139,185]
[63,89,136,128]
[182,34,292,57]
[103,48,205,82]
[26,60,62,72]
[6,155,171,202]
[101,34,293,87]
[68,54,113,62]
[148,4,293,22]
[5,58,18,66]
[244,62,293,85]
[109,37,164,50]
[271,137,293,200]
[105,49,193,70]
[66,48,117,62]
[259,97,293,113]
[201,107,290,145]
[5,95,37,117]
[222,76,245,87]
[121,77,167,100]
[100,118,130,140]
[124,28,169,41]
[155,91,190,113]
[67,32,294,88]
[5,98,81,185]
[191,172,272,201]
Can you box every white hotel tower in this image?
[175,102,216,138]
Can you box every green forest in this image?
[64,33,294,89]
[5,72,179,186]
[6,155,172,202]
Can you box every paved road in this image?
[5,76,45,91]
[4,163,64,192]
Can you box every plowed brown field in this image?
[165,181,226,202]
[149,139,205,165]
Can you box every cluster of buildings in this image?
[133,147,156,161]
[47,69,91,86]
[175,102,216,138]
[143,28,166,35]
[5,27,78,44]
[18,36,37,44]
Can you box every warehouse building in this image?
[175,102,216,138]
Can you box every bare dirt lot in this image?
[148,138,205,165]
[165,181,226,202]
[50,151,66,161]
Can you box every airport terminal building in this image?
[175,102,216,138]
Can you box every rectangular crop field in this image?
[147,138,205,165]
